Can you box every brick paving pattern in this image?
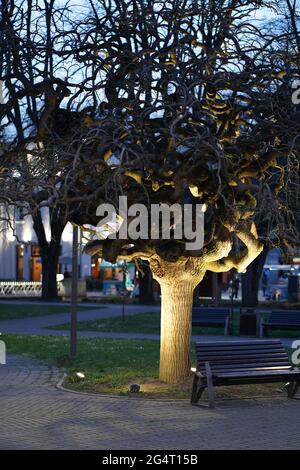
[1,354,300,449]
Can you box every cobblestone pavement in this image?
[1,354,300,450]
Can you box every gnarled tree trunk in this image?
[150,257,205,383]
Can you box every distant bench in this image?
[191,340,300,408]
[260,310,300,337]
[192,307,231,336]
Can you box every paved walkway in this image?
[1,354,299,449]
[1,304,299,449]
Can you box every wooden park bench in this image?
[192,307,231,336]
[260,310,300,337]
[191,340,300,408]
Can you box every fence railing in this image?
[0,281,60,297]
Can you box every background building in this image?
[0,207,136,296]
[0,207,92,281]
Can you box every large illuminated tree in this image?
[1,0,300,382]
[64,0,299,383]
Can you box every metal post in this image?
[78,229,82,278]
[121,261,126,321]
[70,225,78,359]
[122,293,125,321]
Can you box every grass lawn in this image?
[47,311,161,333]
[3,333,297,399]
[0,304,104,320]
[47,311,225,335]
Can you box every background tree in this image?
[138,261,155,304]
[0,0,81,298]
[241,0,300,307]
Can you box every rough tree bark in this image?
[150,257,205,383]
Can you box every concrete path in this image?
[1,353,299,450]
[0,303,158,333]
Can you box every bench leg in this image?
[224,316,229,336]
[205,361,215,409]
[294,382,300,398]
[285,381,300,399]
[259,318,264,338]
[191,375,205,404]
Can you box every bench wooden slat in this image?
[196,346,285,354]
[193,321,228,325]
[196,348,286,356]
[198,357,290,369]
[193,307,230,312]
[196,353,288,360]
[196,347,287,354]
[198,358,290,369]
[196,354,289,362]
[193,315,229,318]
[270,314,300,317]
[196,345,285,352]
[271,310,300,314]
[201,364,292,372]
[196,339,281,346]
[215,369,299,379]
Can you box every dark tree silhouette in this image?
[241,0,300,306]
[0,0,78,298]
